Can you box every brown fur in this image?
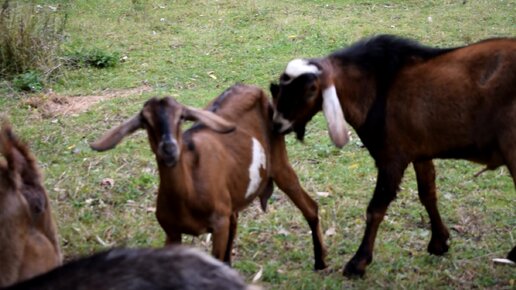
[91,84,327,270]
[0,123,61,287]
[270,35,516,276]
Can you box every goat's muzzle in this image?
[158,139,179,167]
[272,111,293,134]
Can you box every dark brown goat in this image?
[270,35,516,277]
[90,84,327,270]
[6,246,260,290]
[0,122,61,287]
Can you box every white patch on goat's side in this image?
[285,59,320,80]
[245,138,266,198]
[272,111,293,133]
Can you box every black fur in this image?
[6,247,249,290]
[331,35,459,157]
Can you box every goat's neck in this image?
[157,157,195,200]
[330,60,376,130]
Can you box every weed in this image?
[0,0,67,80]
[12,70,43,92]
[63,48,120,69]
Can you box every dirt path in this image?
[25,85,152,117]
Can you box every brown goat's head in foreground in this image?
[90,97,235,166]
[0,122,61,287]
[270,58,350,148]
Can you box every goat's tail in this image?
[259,178,274,212]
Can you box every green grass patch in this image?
[1,0,515,289]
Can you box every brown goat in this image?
[90,84,327,270]
[6,246,260,290]
[269,35,516,277]
[0,122,61,287]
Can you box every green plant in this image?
[12,70,43,92]
[64,48,119,69]
[0,0,67,80]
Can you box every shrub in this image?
[12,70,43,92]
[0,0,68,81]
[63,48,120,69]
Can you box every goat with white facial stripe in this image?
[90,84,328,270]
[270,34,516,277]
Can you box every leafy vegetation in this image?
[0,0,67,85]
[1,0,515,289]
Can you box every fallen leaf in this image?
[278,228,290,236]
[492,258,515,266]
[252,267,263,283]
[207,71,217,80]
[325,227,336,237]
[95,235,114,247]
[316,191,331,197]
[100,178,114,188]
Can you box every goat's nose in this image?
[161,141,176,155]
[273,122,283,133]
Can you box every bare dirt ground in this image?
[23,85,153,118]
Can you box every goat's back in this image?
[7,247,253,290]
[386,38,516,162]
[181,85,274,210]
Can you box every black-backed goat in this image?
[6,246,260,290]
[90,84,327,269]
[270,34,516,276]
[0,122,61,287]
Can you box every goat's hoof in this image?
[428,238,449,256]
[314,261,328,271]
[342,259,366,278]
[507,247,516,262]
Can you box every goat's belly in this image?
[156,210,210,236]
[433,145,504,168]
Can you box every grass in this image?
[1,0,515,289]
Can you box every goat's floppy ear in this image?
[90,114,143,152]
[322,85,349,148]
[182,107,235,133]
[269,83,279,99]
[0,123,21,189]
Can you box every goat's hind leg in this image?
[501,148,516,262]
[273,167,328,270]
[413,160,450,255]
[271,151,327,269]
[271,135,327,270]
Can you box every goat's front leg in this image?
[223,213,238,266]
[343,161,408,278]
[413,160,449,255]
[211,216,230,264]
[165,232,182,246]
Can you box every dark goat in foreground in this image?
[270,34,516,276]
[5,246,259,290]
[90,84,327,270]
[0,122,61,287]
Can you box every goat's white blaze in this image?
[272,111,293,133]
[285,59,320,80]
[245,138,266,198]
